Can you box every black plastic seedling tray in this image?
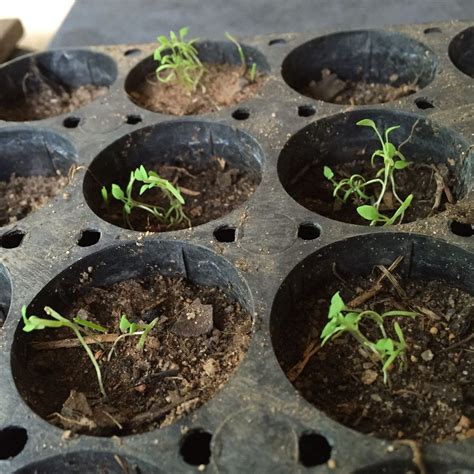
[0,20,473,474]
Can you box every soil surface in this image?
[289,160,456,225]
[275,273,474,442]
[0,174,68,226]
[100,158,259,232]
[128,63,267,115]
[0,82,108,121]
[16,274,252,436]
[304,68,419,105]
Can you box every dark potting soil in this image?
[128,63,267,115]
[304,68,419,105]
[290,160,456,225]
[275,274,474,443]
[17,274,252,436]
[101,158,259,232]
[0,174,68,226]
[0,83,108,121]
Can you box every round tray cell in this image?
[83,120,263,232]
[12,240,254,437]
[281,30,437,104]
[15,451,159,473]
[0,264,12,327]
[0,128,77,227]
[0,49,117,121]
[278,109,471,226]
[271,233,474,443]
[125,40,270,115]
[449,26,474,78]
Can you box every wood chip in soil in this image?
[128,63,267,115]
[304,68,419,104]
[290,160,456,226]
[0,174,68,226]
[101,157,259,232]
[17,274,252,436]
[275,275,474,442]
[0,81,108,121]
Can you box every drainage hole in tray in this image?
[424,27,442,34]
[180,429,212,466]
[63,116,81,128]
[0,230,25,249]
[298,432,332,467]
[125,114,143,125]
[269,38,287,46]
[214,225,236,242]
[414,97,435,110]
[450,220,473,237]
[77,229,101,247]
[232,108,250,120]
[298,223,320,240]
[298,105,316,117]
[124,48,142,57]
[0,426,28,459]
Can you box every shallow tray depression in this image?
[0,49,117,121]
[281,30,437,104]
[125,40,270,115]
[271,233,473,444]
[449,26,474,78]
[0,127,77,227]
[12,240,254,437]
[83,120,264,232]
[278,108,471,226]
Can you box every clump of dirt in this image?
[304,68,419,105]
[290,160,456,225]
[100,157,259,232]
[0,80,108,121]
[128,63,267,115]
[275,272,474,442]
[16,274,252,436]
[0,174,68,226]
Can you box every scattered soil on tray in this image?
[0,174,68,226]
[289,160,456,225]
[275,273,474,442]
[0,79,108,121]
[100,157,259,232]
[304,68,419,105]
[128,63,267,115]
[16,274,252,436]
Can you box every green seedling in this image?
[324,119,413,226]
[225,31,258,82]
[154,27,205,90]
[22,306,107,397]
[101,165,190,230]
[107,314,159,361]
[320,292,418,383]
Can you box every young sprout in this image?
[107,314,159,361]
[225,31,258,82]
[154,27,205,91]
[22,306,108,397]
[320,292,418,383]
[324,119,413,226]
[101,165,190,230]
